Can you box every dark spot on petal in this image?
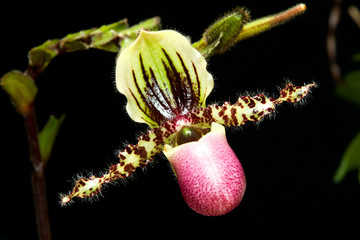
[133,146,147,159]
[124,163,136,174]
[248,98,255,108]
[231,108,238,126]
[125,145,133,154]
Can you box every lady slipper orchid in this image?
[61,5,315,216]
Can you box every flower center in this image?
[175,126,210,146]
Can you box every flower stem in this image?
[237,3,306,41]
[327,0,343,84]
[24,106,51,240]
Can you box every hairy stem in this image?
[24,107,51,240]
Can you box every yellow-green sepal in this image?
[115,30,214,128]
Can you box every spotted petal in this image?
[115,30,214,128]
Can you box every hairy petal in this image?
[60,121,186,205]
[186,83,316,127]
[60,83,314,205]
[116,30,214,128]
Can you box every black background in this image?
[1,0,360,239]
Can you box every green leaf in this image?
[28,39,59,75]
[1,70,38,115]
[333,130,360,183]
[120,17,161,38]
[92,31,117,48]
[61,19,129,53]
[99,20,129,32]
[26,18,161,77]
[335,70,360,106]
[39,114,66,164]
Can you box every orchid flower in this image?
[61,4,315,216]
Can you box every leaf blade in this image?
[1,70,38,115]
[38,114,66,164]
[333,130,360,183]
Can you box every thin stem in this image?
[327,0,343,84]
[24,106,51,240]
[237,3,306,41]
